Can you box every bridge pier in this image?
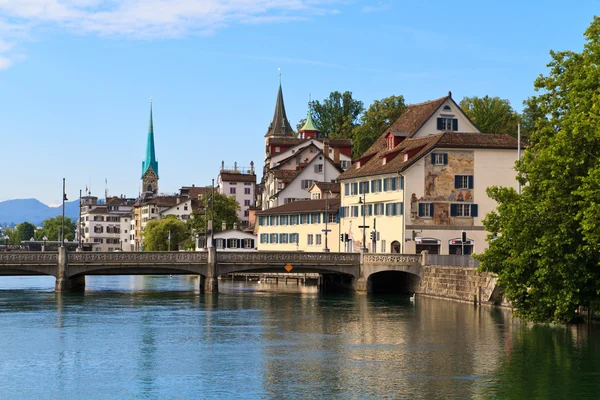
[203,247,218,293]
[55,247,85,292]
[353,277,371,294]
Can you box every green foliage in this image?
[35,216,76,241]
[351,95,406,158]
[459,95,521,137]
[297,91,364,139]
[477,17,600,323]
[15,222,36,242]
[1,227,20,245]
[188,192,241,235]
[142,215,188,251]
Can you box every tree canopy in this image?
[459,95,521,137]
[143,215,188,251]
[297,91,364,139]
[351,95,406,158]
[15,222,36,243]
[35,216,76,242]
[477,17,600,323]
[188,192,241,236]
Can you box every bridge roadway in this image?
[0,248,424,293]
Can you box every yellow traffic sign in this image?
[284,264,293,272]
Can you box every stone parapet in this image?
[418,265,502,304]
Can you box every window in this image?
[437,117,458,131]
[184,206,188,211]
[344,183,350,196]
[418,202,433,218]
[230,239,238,248]
[371,179,382,193]
[230,187,236,194]
[244,200,251,206]
[314,164,324,173]
[307,234,314,245]
[275,146,281,153]
[312,193,321,200]
[351,206,359,217]
[450,204,478,217]
[381,240,387,253]
[301,214,309,224]
[351,183,358,195]
[94,226,103,233]
[270,234,278,244]
[244,188,251,195]
[431,153,448,166]
[244,182,251,186]
[290,215,298,225]
[244,210,249,217]
[280,234,288,244]
[341,160,350,169]
[301,180,314,190]
[244,239,253,249]
[316,234,322,246]
[278,182,285,190]
[280,216,288,226]
[328,213,336,223]
[216,239,224,249]
[455,175,474,189]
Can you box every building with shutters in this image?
[337,92,522,255]
[195,228,257,252]
[254,198,341,252]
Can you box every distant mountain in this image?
[0,198,81,226]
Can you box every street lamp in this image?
[358,193,368,252]
[43,235,48,252]
[323,190,332,252]
[3,235,8,251]
[61,178,68,247]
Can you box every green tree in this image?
[34,216,76,242]
[1,227,20,245]
[351,95,406,158]
[188,192,241,237]
[459,95,521,136]
[297,91,364,138]
[477,17,600,323]
[142,215,188,251]
[15,222,36,242]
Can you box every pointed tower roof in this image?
[141,100,159,178]
[265,84,295,137]
[300,104,319,132]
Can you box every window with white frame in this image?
[307,234,314,245]
[456,204,471,217]
[455,175,473,190]
[341,160,350,169]
[381,240,386,253]
[314,164,324,173]
[418,202,433,217]
[328,213,336,223]
[270,233,278,243]
[312,193,321,200]
[244,239,253,248]
[301,180,314,190]
[316,234,322,246]
[301,214,309,224]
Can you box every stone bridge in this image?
[0,249,424,293]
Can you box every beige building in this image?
[338,92,521,255]
[255,198,341,252]
[79,196,136,252]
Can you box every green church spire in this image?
[141,99,159,179]
[300,103,319,132]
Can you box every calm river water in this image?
[1,275,599,399]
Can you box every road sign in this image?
[322,229,331,233]
[284,264,293,272]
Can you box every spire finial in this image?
[278,68,281,85]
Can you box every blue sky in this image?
[0,0,597,205]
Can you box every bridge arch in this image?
[217,263,359,279]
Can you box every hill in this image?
[0,198,81,226]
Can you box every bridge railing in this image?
[0,252,58,264]
[68,252,208,263]
[217,251,360,264]
[363,253,422,264]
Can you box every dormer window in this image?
[443,105,451,111]
[382,158,386,165]
[356,161,361,169]
[403,153,408,162]
[387,136,394,150]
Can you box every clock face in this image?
[143,169,158,192]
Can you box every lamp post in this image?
[61,178,68,247]
[358,195,368,252]
[3,235,8,251]
[323,190,332,252]
[43,235,47,252]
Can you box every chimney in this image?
[234,161,238,172]
[222,222,227,231]
[221,161,225,171]
[233,223,238,230]
[250,161,255,175]
[333,147,340,164]
[323,142,330,159]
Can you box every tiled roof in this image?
[265,84,295,137]
[338,132,519,180]
[267,136,353,148]
[255,198,341,215]
[362,95,449,158]
[219,172,256,183]
[271,169,301,182]
[314,182,341,193]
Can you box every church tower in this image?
[141,100,159,195]
[263,80,295,175]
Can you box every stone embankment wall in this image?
[417,254,504,305]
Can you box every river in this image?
[0,275,599,399]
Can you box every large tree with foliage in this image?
[351,95,406,158]
[143,215,188,251]
[15,222,36,243]
[188,192,241,236]
[459,95,521,137]
[34,216,76,241]
[297,91,364,139]
[477,17,600,323]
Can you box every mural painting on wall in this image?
[424,150,475,201]
[433,203,450,225]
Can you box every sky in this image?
[0,0,598,205]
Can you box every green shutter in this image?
[452,119,458,131]
[455,175,461,189]
[437,118,443,130]
[443,153,448,165]
[450,204,457,216]
[399,202,403,215]
[400,176,404,190]
[429,203,434,216]
[471,204,478,217]
[468,175,474,189]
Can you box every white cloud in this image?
[0,0,341,67]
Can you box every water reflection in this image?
[0,276,599,399]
